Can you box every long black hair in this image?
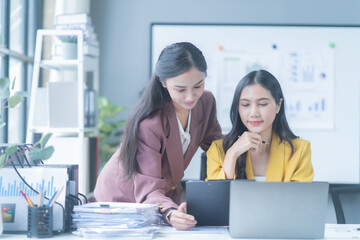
[223,70,297,179]
[119,42,207,178]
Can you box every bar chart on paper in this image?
[0,167,67,199]
[0,176,58,198]
[0,167,68,231]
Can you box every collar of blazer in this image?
[163,98,204,185]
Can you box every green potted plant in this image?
[97,97,126,171]
[0,77,54,168]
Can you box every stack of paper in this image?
[72,202,162,238]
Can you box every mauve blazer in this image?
[94,91,222,212]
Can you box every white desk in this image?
[2,224,360,239]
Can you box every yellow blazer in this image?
[207,133,314,182]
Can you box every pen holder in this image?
[27,206,53,238]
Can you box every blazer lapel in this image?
[266,133,285,181]
[164,101,185,184]
[245,152,254,179]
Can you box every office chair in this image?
[330,185,360,224]
[200,152,207,180]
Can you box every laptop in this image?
[186,180,232,226]
[229,181,329,239]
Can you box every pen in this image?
[49,186,64,207]
[46,190,58,207]
[237,135,270,145]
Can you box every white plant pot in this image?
[61,42,77,59]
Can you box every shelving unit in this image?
[26,29,99,195]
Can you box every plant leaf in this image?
[115,120,126,127]
[39,133,52,149]
[98,119,116,133]
[29,148,41,160]
[5,144,18,155]
[0,154,7,166]
[11,76,16,90]
[8,95,23,108]
[0,77,10,89]
[98,97,109,109]
[98,97,125,118]
[102,105,125,118]
[0,77,10,100]
[37,146,54,160]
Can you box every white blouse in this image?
[176,110,191,155]
[254,176,266,182]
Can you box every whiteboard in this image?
[151,24,360,183]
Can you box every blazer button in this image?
[171,186,176,190]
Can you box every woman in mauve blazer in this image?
[94,42,222,230]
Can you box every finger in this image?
[250,133,263,142]
[250,141,261,152]
[172,217,196,226]
[172,211,195,221]
[240,132,262,144]
[171,217,197,229]
[178,202,187,213]
[173,223,196,231]
[249,137,262,146]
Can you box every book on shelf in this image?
[55,13,92,25]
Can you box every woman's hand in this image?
[231,131,263,155]
[223,131,262,179]
[169,202,197,230]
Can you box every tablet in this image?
[186,180,231,226]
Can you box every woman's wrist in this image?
[223,151,236,179]
[164,208,176,225]
[227,146,241,161]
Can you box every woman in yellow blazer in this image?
[207,70,313,181]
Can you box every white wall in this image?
[91,0,360,116]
